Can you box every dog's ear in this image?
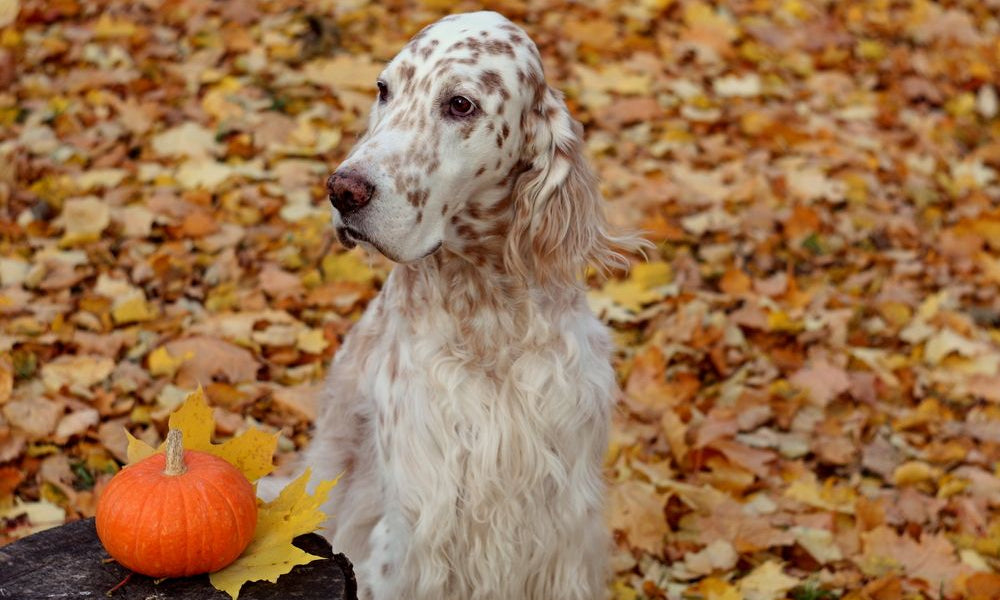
[505,88,636,287]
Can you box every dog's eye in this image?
[448,96,476,117]
[377,81,389,103]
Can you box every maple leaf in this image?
[737,561,800,600]
[608,480,669,555]
[57,197,111,246]
[686,577,741,600]
[125,388,277,481]
[321,249,377,285]
[789,359,851,406]
[858,526,972,598]
[209,468,337,599]
[589,261,672,317]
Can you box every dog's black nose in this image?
[327,171,374,215]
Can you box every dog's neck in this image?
[388,249,583,362]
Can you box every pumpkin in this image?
[95,429,258,578]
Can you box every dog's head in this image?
[328,11,629,284]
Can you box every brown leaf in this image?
[692,500,795,553]
[789,359,851,406]
[966,573,1000,600]
[709,439,775,477]
[694,407,739,448]
[858,526,971,598]
[53,407,98,443]
[2,397,63,439]
[0,355,12,405]
[259,264,305,301]
[270,382,321,422]
[0,428,26,463]
[718,267,751,295]
[97,418,129,463]
[608,480,669,555]
[163,337,262,388]
[0,466,24,499]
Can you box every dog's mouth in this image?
[335,226,442,262]
[337,225,374,250]
[336,225,395,260]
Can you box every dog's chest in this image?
[345,290,612,509]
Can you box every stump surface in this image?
[0,518,357,599]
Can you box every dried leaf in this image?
[859,526,971,597]
[608,480,669,555]
[163,337,261,388]
[209,469,337,599]
[126,388,277,481]
[737,561,800,600]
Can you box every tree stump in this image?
[0,518,357,599]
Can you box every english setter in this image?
[298,11,639,599]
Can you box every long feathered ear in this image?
[505,88,640,287]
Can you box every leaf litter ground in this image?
[1,0,1000,599]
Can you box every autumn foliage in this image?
[1,0,1000,599]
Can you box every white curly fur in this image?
[267,12,642,599]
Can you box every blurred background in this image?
[1,0,999,598]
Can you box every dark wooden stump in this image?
[0,518,357,599]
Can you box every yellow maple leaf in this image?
[610,580,639,600]
[738,561,800,600]
[125,388,277,481]
[321,249,376,285]
[688,577,742,600]
[591,261,673,314]
[147,346,193,378]
[111,294,157,325]
[209,468,338,599]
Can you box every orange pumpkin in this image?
[95,429,258,577]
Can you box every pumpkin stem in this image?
[163,429,187,476]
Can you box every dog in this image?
[289,11,641,599]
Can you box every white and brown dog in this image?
[284,11,640,599]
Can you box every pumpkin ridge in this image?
[97,457,153,561]
[189,467,235,571]
[191,474,221,572]
[176,474,193,575]
[200,470,251,561]
[121,474,156,573]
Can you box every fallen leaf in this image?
[208,468,337,599]
[126,388,277,481]
[0,499,66,538]
[791,526,843,564]
[674,539,738,578]
[175,160,235,189]
[321,250,377,285]
[608,480,669,555]
[737,561,800,600]
[163,337,261,388]
[152,121,222,158]
[686,577,741,600]
[147,345,193,379]
[789,359,851,406]
[53,408,99,443]
[40,355,115,393]
[0,354,12,404]
[858,526,971,598]
[2,397,63,438]
[58,197,111,244]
